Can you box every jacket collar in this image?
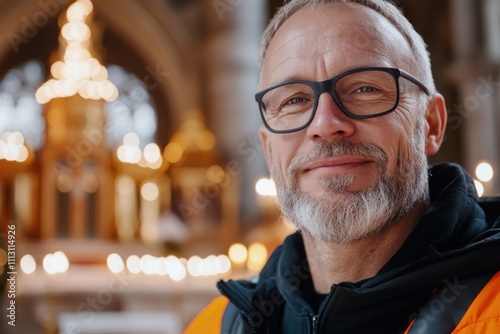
[218,163,500,333]
[380,162,489,272]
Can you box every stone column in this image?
[203,0,269,225]
[482,0,500,194]
[449,0,500,194]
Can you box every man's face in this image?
[259,4,443,242]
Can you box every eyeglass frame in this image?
[254,66,431,134]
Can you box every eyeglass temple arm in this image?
[399,70,431,96]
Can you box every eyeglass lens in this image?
[260,70,398,131]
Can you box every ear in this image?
[424,93,447,156]
[259,125,272,169]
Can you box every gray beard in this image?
[270,121,428,244]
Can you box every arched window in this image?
[105,65,157,149]
[0,62,159,152]
[0,61,45,150]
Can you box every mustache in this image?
[287,140,388,175]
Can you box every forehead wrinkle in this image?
[268,31,343,75]
[273,23,404,60]
[262,5,415,86]
[264,32,345,85]
[271,29,319,56]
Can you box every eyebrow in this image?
[263,63,389,88]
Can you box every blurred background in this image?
[0,0,498,333]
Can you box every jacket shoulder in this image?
[479,196,500,226]
[406,272,500,334]
[184,296,229,334]
[453,271,500,333]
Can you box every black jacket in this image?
[217,163,500,333]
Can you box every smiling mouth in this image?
[303,157,373,173]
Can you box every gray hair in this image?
[259,0,436,94]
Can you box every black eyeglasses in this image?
[255,67,430,134]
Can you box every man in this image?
[186,0,500,333]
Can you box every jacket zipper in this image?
[312,315,319,334]
[311,291,333,334]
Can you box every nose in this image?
[305,92,356,141]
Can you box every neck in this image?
[303,200,426,294]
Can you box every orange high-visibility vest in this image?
[405,271,500,334]
[185,272,500,334]
[185,296,229,334]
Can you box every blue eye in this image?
[356,86,377,93]
[287,97,306,104]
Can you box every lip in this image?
[302,156,373,173]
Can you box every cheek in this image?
[391,111,423,165]
[268,136,300,175]
[370,111,415,172]
[392,100,416,134]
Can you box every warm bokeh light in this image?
[474,179,485,197]
[56,173,73,193]
[117,145,140,163]
[141,182,159,202]
[247,243,268,272]
[52,251,70,273]
[123,132,140,146]
[140,254,156,275]
[215,255,232,274]
[43,254,56,274]
[123,254,230,278]
[116,134,163,170]
[43,252,69,274]
[475,161,494,182]
[228,243,248,265]
[67,1,88,22]
[187,256,202,277]
[186,255,232,277]
[207,165,225,183]
[196,131,216,151]
[20,254,36,274]
[77,0,93,15]
[144,143,161,163]
[107,253,124,273]
[117,133,142,164]
[145,157,163,170]
[154,257,168,276]
[164,142,183,163]
[202,255,216,276]
[61,22,91,43]
[0,131,29,163]
[35,0,118,104]
[166,256,187,281]
[126,255,141,274]
[255,178,277,197]
[140,143,163,169]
